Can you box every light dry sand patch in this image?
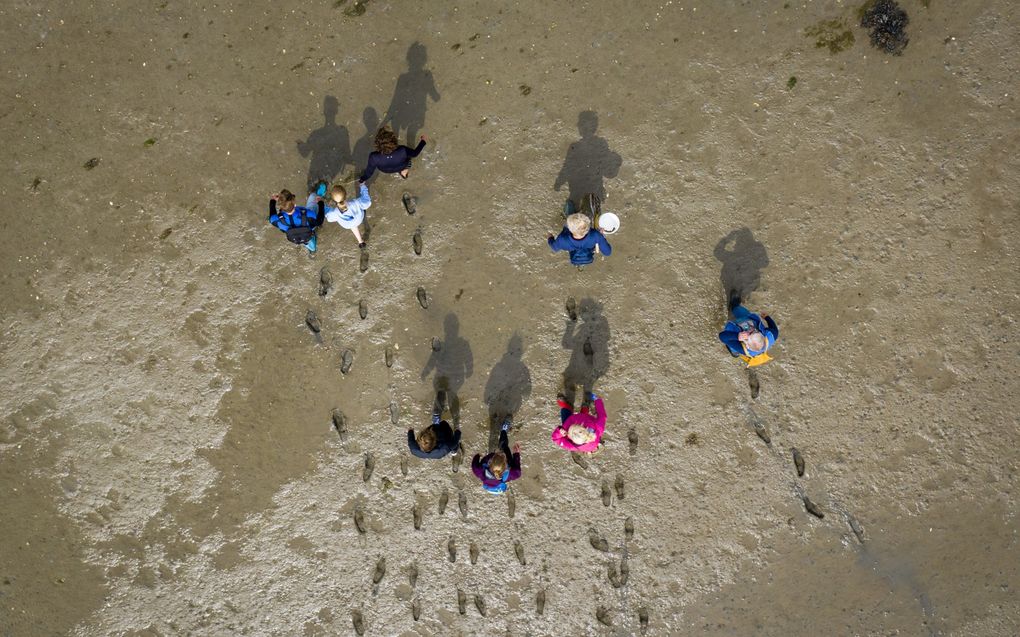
[1,0,1018,635]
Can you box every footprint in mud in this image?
[385,345,395,368]
[416,287,429,309]
[372,557,386,584]
[749,413,770,445]
[514,540,526,566]
[469,542,480,564]
[596,606,612,626]
[748,369,760,399]
[408,563,419,588]
[340,349,354,375]
[431,336,442,351]
[802,495,825,519]
[474,595,487,617]
[619,557,629,585]
[83,157,101,170]
[608,562,621,588]
[305,309,321,334]
[359,249,369,273]
[565,297,577,321]
[341,0,370,18]
[363,453,375,482]
[629,429,639,455]
[507,490,516,518]
[583,339,594,358]
[639,608,650,631]
[438,488,449,514]
[447,538,457,563]
[318,267,333,298]
[451,445,463,472]
[571,453,589,470]
[792,447,805,477]
[412,499,423,530]
[331,408,347,441]
[458,491,468,519]
[624,517,634,540]
[614,475,625,501]
[412,228,423,255]
[588,528,609,552]
[601,479,612,507]
[536,589,546,615]
[457,589,467,615]
[402,192,417,215]
[359,300,368,320]
[389,401,399,425]
[351,609,365,636]
[353,507,367,534]
[847,513,866,543]
[411,598,421,621]
[400,456,408,476]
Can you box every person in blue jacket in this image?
[268,188,325,253]
[718,296,779,363]
[548,213,612,266]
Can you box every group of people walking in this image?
[267,121,780,494]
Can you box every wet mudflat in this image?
[1,0,1019,635]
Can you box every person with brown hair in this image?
[471,419,521,494]
[268,188,325,253]
[407,391,460,459]
[358,127,427,183]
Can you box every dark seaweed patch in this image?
[860,0,909,55]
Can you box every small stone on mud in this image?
[83,157,100,170]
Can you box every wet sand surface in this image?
[1,0,1018,635]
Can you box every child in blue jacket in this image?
[548,213,612,266]
[268,188,325,252]
[718,300,779,364]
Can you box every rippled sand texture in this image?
[1,0,1018,635]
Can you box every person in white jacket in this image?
[324,182,371,248]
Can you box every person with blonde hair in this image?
[408,391,461,459]
[551,392,607,453]
[324,182,371,249]
[547,206,612,267]
[471,419,521,494]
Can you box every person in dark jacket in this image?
[718,296,779,364]
[548,212,612,266]
[358,127,427,182]
[408,392,461,459]
[268,188,325,253]
[471,419,521,494]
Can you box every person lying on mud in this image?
[324,182,371,249]
[551,392,606,453]
[471,420,521,494]
[268,188,326,253]
[358,127,427,183]
[408,392,461,459]
[548,212,612,267]
[718,295,779,367]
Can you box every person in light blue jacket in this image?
[324,183,372,248]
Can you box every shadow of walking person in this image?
[553,111,622,207]
[297,96,352,191]
[484,334,532,450]
[421,313,473,427]
[714,228,770,306]
[383,42,440,144]
[351,106,381,168]
[562,299,611,406]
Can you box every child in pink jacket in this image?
[551,393,606,453]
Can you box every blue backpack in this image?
[482,466,510,494]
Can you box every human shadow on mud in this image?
[383,42,440,144]
[562,299,611,406]
[714,228,769,307]
[553,111,623,206]
[421,313,473,426]
[351,106,380,170]
[297,95,351,191]
[484,333,532,451]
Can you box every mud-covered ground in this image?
[1,0,1018,635]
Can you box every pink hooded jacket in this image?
[551,398,607,453]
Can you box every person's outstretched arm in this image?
[311,199,326,228]
[268,199,288,232]
[508,444,522,480]
[718,327,743,354]
[763,315,779,341]
[359,154,378,183]
[407,136,427,158]
[591,397,607,435]
[548,229,570,252]
[471,454,486,480]
[595,233,612,257]
[353,184,372,209]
